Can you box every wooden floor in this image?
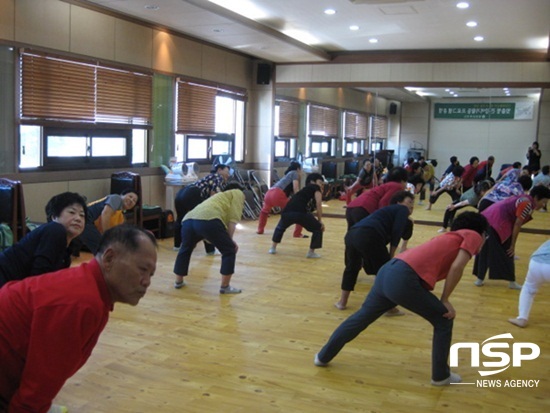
[55,197,549,412]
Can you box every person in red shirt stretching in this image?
[314,211,488,386]
[0,225,157,413]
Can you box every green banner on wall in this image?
[434,102,533,120]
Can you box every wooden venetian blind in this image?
[344,111,367,139]
[21,53,96,122]
[308,104,338,137]
[20,51,152,125]
[177,81,217,135]
[370,115,388,139]
[278,100,299,138]
[97,67,152,125]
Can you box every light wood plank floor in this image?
[55,198,549,412]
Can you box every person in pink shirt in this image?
[315,212,488,386]
[0,225,157,413]
[473,185,550,289]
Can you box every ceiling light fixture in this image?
[466,21,477,27]
[349,25,360,31]
[474,36,484,42]
[144,5,160,11]
[324,9,336,15]
[369,38,378,43]
[456,2,469,9]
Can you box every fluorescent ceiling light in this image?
[349,25,360,31]
[456,2,469,9]
[466,21,477,27]
[369,38,378,43]
[282,29,320,45]
[474,36,484,42]
[324,9,336,15]
[209,0,267,20]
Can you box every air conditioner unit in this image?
[182,162,199,184]
[165,162,199,184]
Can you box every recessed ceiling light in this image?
[369,38,378,43]
[144,5,160,11]
[349,25,359,31]
[474,36,484,42]
[466,21,477,27]
[456,2,469,9]
[324,8,336,15]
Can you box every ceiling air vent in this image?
[348,0,422,4]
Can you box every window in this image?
[176,80,246,164]
[274,100,299,161]
[307,103,338,157]
[41,127,132,169]
[343,111,367,157]
[18,50,152,170]
[369,115,388,155]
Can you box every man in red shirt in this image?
[315,212,488,386]
[461,156,479,192]
[0,225,157,413]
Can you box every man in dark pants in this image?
[269,173,325,258]
[315,212,488,386]
[335,190,415,310]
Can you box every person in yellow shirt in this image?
[173,183,245,294]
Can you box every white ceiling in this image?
[80,0,550,101]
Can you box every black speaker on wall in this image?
[257,63,271,85]
[389,103,398,115]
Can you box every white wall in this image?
[428,97,540,177]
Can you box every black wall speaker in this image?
[389,103,398,115]
[257,63,271,85]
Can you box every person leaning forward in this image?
[0,225,157,413]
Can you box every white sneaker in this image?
[306,251,321,258]
[268,247,277,254]
[314,353,329,367]
[474,278,484,287]
[431,372,461,386]
[437,228,447,233]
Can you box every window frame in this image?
[41,126,134,170]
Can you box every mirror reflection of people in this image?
[0,225,157,412]
[0,192,87,287]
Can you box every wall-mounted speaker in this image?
[257,63,271,85]
[389,103,398,115]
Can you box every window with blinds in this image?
[277,100,299,138]
[176,82,217,135]
[344,111,367,139]
[369,115,388,139]
[20,51,152,125]
[175,79,247,164]
[308,104,338,137]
